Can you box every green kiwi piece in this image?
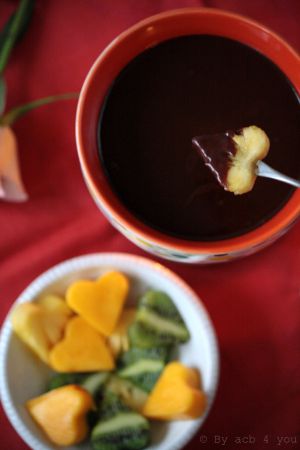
[118,358,164,393]
[47,371,109,397]
[91,391,150,450]
[135,291,190,344]
[106,375,148,412]
[118,346,171,367]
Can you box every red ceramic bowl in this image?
[76,8,300,263]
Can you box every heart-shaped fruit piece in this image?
[11,296,72,364]
[143,361,206,420]
[66,271,129,336]
[49,316,115,372]
[26,384,94,446]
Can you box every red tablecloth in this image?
[1,1,299,449]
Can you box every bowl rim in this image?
[76,7,300,255]
[0,252,220,450]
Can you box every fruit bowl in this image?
[0,253,219,450]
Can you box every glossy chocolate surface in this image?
[99,35,300,241]
[192,132,237,189]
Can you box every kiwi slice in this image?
[129,291,190,348]
[91,391,150,450]
[47,372,109,397]
[118,358,164,393]
[118,346,171,367]
[81,372,110,397]
[48,372,85,391]
[106,375,148,412]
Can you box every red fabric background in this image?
[1,1,299,449]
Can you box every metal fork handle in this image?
[256,161,300,188]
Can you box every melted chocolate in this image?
[98,35,300,241]
[192,132,237,188]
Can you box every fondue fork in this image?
[256,161,300,188]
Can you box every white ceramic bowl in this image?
[0,253,219,450]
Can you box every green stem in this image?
[0,0,32,74]
[0,92,79,126]
[0,76,6,114]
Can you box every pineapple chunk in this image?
[11,295,72,364]
[228,126,270,194]
[37,295,73,345]
[193,125,270,195]
[11,303,50,363]
[108,308,136,357]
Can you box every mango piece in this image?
[49,316,115,372]
[37,294,73,345]
[108,308,136,357]
[26,384,94,446]
[11,303,50,363]
[143,362,206,420]
[66,271,129,336]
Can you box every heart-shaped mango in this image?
[66,271,129,336]
[26,384,94,446]
[11,296,72,364]
[49,316,115,372]
[143,361,207,420]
